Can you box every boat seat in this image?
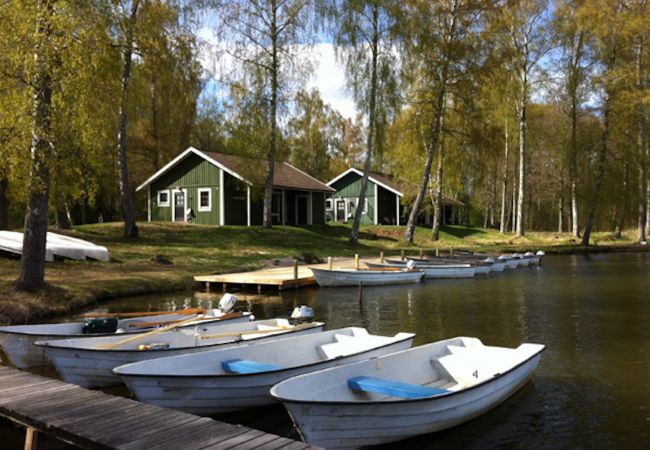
[347,376,448,399]
[319,334,388,360]
[221,359,283,374]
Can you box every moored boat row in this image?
[310,250,546,286]
[0,293,546,448]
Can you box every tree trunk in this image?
[516,67,527,237]
[637,35,647,242]
[511,166,517,233]
[117,0,140,238]
[55,191,71,229]
[558,196,564,233]
[0,176,8,230]
[404,0,458,244]
[431,137,444,241]
[16,0,56,292]
[582,86,612,246]
[569,31,584,239]
[350,5,379,245]
[263,0,279,229]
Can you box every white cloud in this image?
[196,27,358,119]
[307,43,357,119]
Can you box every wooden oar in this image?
[197,322,318,341]
[96,315,205,350]
[126,311,243,328]
[76,308,206,319]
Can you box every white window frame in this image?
[197,187,212,212]
[325,198,333,210]
[157,189,170,207]
[356,197,369,214]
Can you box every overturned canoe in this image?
[271,336,545,449]
[310,267,424,287]
[47,232,110,261]
[114,327,415,415]
[0,310,251,369]
[36,319,324,388]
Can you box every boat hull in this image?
[40,323,322,388]
[118,336,414,415]
[421,266,476,279]
[0,313,251,369]
[280,352,542,449]
[311,268,423,287]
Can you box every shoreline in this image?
[0,223,650,325]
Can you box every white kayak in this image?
[0,310,251,369]
[36,318,324,388]
[271,336,545,449]
[310,267,424,287]
[114,327,415,415]
[365,262,476,279]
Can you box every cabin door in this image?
[174,191,185,222]
[295,195,308,225]
[336,199,345,222]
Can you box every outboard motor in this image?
[536,250,546,256]
[406,259,417,271]
[524,251,535,258]
[484,257,495,264]
[498,255,509,260]
[291,305,314,323]
[218,293,238,315]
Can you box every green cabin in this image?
[136,147,334,226]
[326,168,463,226]
[326,168,404,225]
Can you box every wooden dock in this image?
[0,366,316,450]
[194,257,382,292]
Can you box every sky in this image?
[197,27,357,119]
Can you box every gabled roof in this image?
[136,147,334,193]
[327,167,403,197]
[327,167,464,206]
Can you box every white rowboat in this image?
[0,310,251,369]
[271,337,545,449]
[36,319,324,388]
[114,327,415,415]
[310,267,423,287]
[365,262,476,279]
[47,232,110,261]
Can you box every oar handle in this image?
[96,315,205,350]
[127,312,243,328]
[77,308,206,319]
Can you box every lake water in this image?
[4,253,650,448]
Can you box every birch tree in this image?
[321,0,400,244]
[215,0,314,228]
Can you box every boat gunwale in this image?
[310,268,424,276]
[269,344,545,405]
[0,313,249,337]
[34,322,325,353]
[112,333,417,379]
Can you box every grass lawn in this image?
[0,221,645,324]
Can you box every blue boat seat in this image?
[347,376,448,399]
[221,359,284,374]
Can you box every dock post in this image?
[205,282,211,293]
[222,283,227,293]
[400,250,405,261]
[358,282,363,307]
[354,254,359,270]
[24,427,39,450]
[293,259,298,283]
[419,249,424,258]
[450,247,454,256]
[328,256,333,270]
[435,248,439,257]
[257,284,262,294]
[380,251,384,263]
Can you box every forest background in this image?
[1,0,650,291]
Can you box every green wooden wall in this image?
[150,154,221,225]
[328,172,376,225]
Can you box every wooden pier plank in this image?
[0,367,317,450]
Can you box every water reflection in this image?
[57,254,650,447]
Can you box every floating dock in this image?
[0,366,316,450]
[194,257,382,292]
